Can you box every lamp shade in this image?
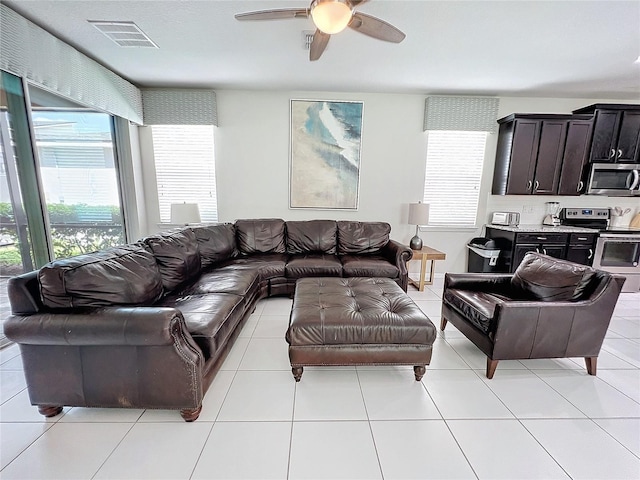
[170,203,201,225]
[311,0,352,34]
[408,203,430,226]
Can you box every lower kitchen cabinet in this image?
[485,227,597,273]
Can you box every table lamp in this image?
[408,202,429,250]
[170,202,201,225]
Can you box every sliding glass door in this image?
[29,91,126,258]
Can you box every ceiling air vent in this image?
[88,21,158,48]
[302,31,314,50]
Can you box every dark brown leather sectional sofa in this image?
[5,218,412,421]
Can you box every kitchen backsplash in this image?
[487,195,640,225]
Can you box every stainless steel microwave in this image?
[587,163,640,196]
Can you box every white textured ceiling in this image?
[5,0,640,99]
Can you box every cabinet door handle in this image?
[542,248,547,255]
[577,237,588,241]
[527,180,532,191]
[536,236,547,240]
[534,180,539,192]
[616,149,623,160]
[577,181,584,193]
[609,149,616,159]
[588,248,593,260]
[535,247,540,253]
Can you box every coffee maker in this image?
[542,202,561,226]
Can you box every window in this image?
[151,125,218,223]
[422,130,488,228]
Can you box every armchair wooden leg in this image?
[38,405,63,418]
[180,405,202,422]
[414,365,426,381]
[585,357,597,376]
[440,318,448,331]
[486,358,499,379]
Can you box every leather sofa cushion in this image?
[192,224,237,267]
[444,289,500,334]
[285,254,342,278]
[221,254,288,281]
[159,292,245,360]
[286,220,337,254]
[511,252,597,302]
[38,244,163,309]
[235,219,286,254]
[337,221,391,254]
[341,255,399,278]
[144,228,201,291]
[181,267,259,297]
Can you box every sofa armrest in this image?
[381,240,413,290]
[444,273,513,291]
[4,307,200,350]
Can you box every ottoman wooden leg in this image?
[292,366,304,382]
[38,405,63,418]
[180,405,202,422]
[414,365,426,381]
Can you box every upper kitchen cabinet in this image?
[573,104,640,163]
[492,114,592,195]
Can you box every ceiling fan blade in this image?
[310,30,330,61]
[235,9,309,21]
[349,12,406,43]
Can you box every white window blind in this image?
[422,131,487,227]
[151,125,218,223]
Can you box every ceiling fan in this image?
[235,0,406,61]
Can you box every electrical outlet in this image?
[522,205,535,214]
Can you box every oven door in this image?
[593,234,640,272]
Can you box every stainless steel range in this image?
[560,208,640,292]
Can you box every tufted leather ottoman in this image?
[285,277,437,381]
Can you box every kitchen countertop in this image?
[486,224,600,234]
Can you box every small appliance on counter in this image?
[610,206,633,227]
[491,211,520,226]
[542,202,561,226]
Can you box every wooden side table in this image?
[408,246,446,291]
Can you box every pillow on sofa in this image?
[511,252,597,302]
[337,221,391,255]
[192,224,237,267]
[39,244,163,309]
[286,220,337,254]
[144,228,201,291]
[235,218,286,254]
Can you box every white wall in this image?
[138,91,640,274]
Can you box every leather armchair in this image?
[441,252,625,379]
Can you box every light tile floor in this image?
[1,282,639,479]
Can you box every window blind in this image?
[151,125,218,223]
[424,96,499,133]
[422,131,487,227]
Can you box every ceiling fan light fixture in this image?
[310,0,352,34]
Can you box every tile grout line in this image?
[354,367,385,480]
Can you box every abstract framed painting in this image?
[289,99,363,210]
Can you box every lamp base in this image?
[410,235,423,250]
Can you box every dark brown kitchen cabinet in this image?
[492,114,592,196]
[557,119,594,195]
[573,104,640,163]
[485,227,596,273]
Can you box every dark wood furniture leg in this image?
[486,358,499,379]
[292,366,304,382]
[180,405,202,422]
[38,405,63,417]
[414,365,426,381]
[585,357,597,376]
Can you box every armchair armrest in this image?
[444,273,513,291]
